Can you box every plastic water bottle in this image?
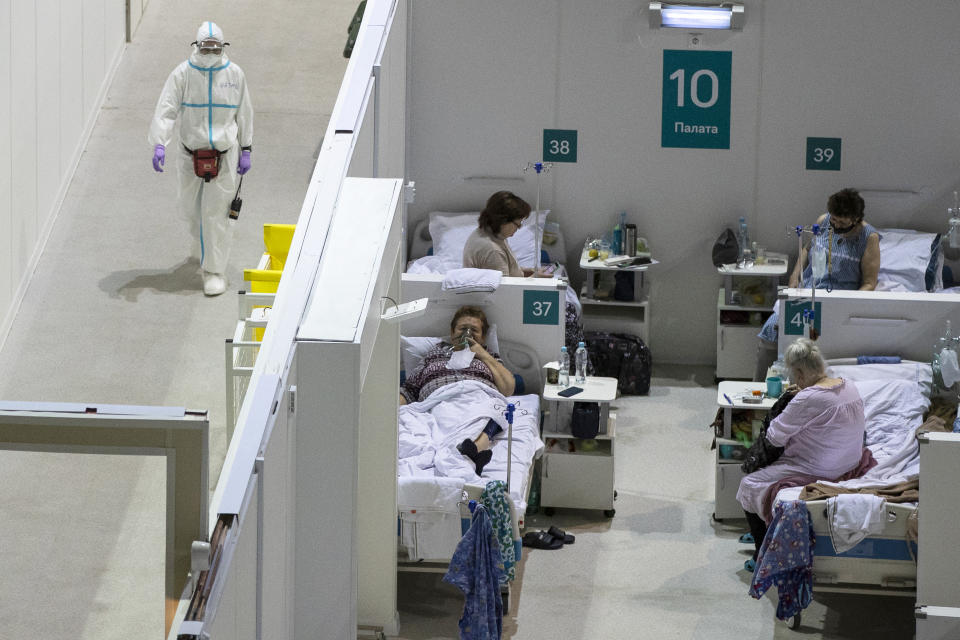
[559,346,570,387]
[737,216,750,260]
[575,341,587,384]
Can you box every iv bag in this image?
[949,217,960,249]
[809,243,827,280]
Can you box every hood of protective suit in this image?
[190,21,228,69]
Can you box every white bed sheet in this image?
[775,363,931,504]
[397,380,543,512]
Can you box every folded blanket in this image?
[856,356,901,365]
[442,268,502,292]
[799,478,918,503]
[762,448,877,522]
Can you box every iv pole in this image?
[523,161,554,275]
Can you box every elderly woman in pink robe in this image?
[736,338,867,571]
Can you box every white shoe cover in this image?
[202,272,227,296]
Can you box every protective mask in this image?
[195,52,223,67]
[830,221,856,234]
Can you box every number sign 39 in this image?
[523,290,560,325]
[806,137,841,171]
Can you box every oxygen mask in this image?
[454,327,474,351]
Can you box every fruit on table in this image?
[588,248,599,258]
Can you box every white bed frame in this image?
[776,288,960,603]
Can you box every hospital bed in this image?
[766,293,960,628]
[395,275,566,608]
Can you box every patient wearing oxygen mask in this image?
[753,188,881,380]
[399,306,516,474]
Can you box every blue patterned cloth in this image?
[443,505,504,640]
[749,500,815,620]
[481,480,516,584]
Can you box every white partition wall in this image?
[172,2,408,638]
[0,0,127,347]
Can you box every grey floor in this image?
[0,2,920,639]
[394,365,918,640]
[0,0,355,638]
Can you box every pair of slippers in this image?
[457,438,492,475]
[521,526,575,550]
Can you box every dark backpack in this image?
[712,228,739,267]
[571,402,600,438]
[583,332,652,395]
[740,389,797,474]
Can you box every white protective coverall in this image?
[148,22,253,277]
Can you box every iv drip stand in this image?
[523,162,554,275]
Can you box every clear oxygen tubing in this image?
[523,161,554,276]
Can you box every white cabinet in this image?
[540,377,618,516]
[579,249,656,345]
[713,381,776,521]
[715,261,786,380]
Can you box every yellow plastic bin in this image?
[243,224,295,338]
[243,223,296,293]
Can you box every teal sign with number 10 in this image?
[783,300,821,336]
[523,290,560,325]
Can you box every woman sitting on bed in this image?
[754,188,881,380]
[399,305,514,473]
[465,190,590,365]
[737,338,868,572]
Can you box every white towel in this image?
[827,494,887,554]
[446,348,475,370]
[441,268,502,293]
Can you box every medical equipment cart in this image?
[579,248,657,346]
[540,377,618,517]
[712,381,776,521]
[715,260,787,380]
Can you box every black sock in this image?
[474,449,493,475]
[458,438,479,459]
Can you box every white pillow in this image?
[401,324,501,373]
[426,210,550,271]
[828,361,933,399]
[877,229,940,292]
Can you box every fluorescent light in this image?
[649,2,745,30]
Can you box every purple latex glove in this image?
[238,149,251,175]
[152,144,165,172]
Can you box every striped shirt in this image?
[400,344,503,404]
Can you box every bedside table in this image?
[713,381,777,521]
[540,377,618,516]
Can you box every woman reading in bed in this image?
[737,338,869,572]
[464,190,590,364]
[399,305,514,474]
[754,188,881,380]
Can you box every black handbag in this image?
[571,402,600,439]
[712,228,739,267]
[740,390,797,474]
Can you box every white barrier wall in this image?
[405,0,960,365]
[177,2,408,638]
[0,0,126,346]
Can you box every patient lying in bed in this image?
[399,305,516,474]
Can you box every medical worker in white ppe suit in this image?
[148,21,253,296]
